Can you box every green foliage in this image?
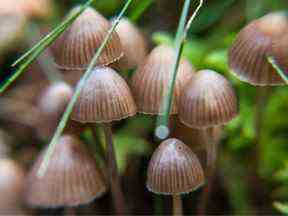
[274,202,288,214]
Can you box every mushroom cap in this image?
[0,159,25,210]
[25,135,106,208]
[179,70,238,129]
[72,67,137,123]
[271,33,288,75]
[54,7,123,71]
[38,82,73,115]
[131,45,195,115]
[228,12,288,86]
[146,138,205,195]
[114,17,148,70]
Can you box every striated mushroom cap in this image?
[131,45,195,115]
[72,67,137,123]
[179,70,238,129]
[228,12,288,86]
[113,18,148,70]
[55,7,123,71]
[25,135,106,208]
[147,138,205,195]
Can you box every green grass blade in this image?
[154,0,191,139]
[37,0,134,177]
[0,0,96,94]
[155,0,204,139]
[12,0,95,67]
[267,56,288,84]
[129,0,154,22]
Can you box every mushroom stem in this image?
[102,123,126,214]
[172,194,183,216]
[91,126,105,162]
[197,126,220,215]
[254,86,270,171]
[204,127,218,177]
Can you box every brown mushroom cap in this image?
[228,12,288,86]
[25,135,106,208]
[114,18,148,70]
[54,7,123,71]
[0,159,25,212]
[146,138,205,195]
[179,70,238,129]
[131,45,195,115]
[72,67,137,123]
[38,82,73,115]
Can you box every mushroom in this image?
[54,6,123,72]
[25,135,106,210]
[71,66,137,214]
[147,138,205,215]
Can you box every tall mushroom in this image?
[71,66,137,214]
[179,69,238,213]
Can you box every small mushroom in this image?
[131,45,195,115]
[113,17,148,70]
[72,66,137,214]
[54,7,123,71]
[25,135,106,208]
[229,12,288,86]
[147,138,205,215]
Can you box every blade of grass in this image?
[267,56,288,84]
[129,0,154,22]
[0,0,95,93]
[37,0,134,177]
[155,0,204,139]
[27,24,63,83]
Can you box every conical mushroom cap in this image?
[114,18,148,70]
[147,138,205,195]
[55,7,123,71]
[25,135,106,208]
[179,70,238,129]
[228,12,288,86]
[72,67,137,123]
[131,45,195,115]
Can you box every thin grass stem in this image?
[27,24,63,83]
[267,56,288,84]
[155,0,204,139]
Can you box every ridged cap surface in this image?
[147,138,204,195]
[114,18,148,70]
[55,7,123,70]
[228,12,288,86]
[72,67,137,123]
[131,45,194,115]
[179,70,238,128]
[25,135,106,208]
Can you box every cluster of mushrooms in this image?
[1,5,288,216]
